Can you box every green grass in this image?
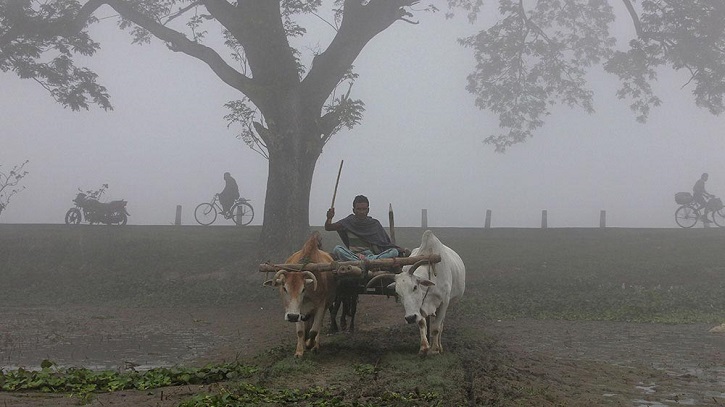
[178,328,463,407]
[0,359,258,402]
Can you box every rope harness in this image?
[418,261,436,316]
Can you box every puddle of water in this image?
[635,383,657,394]
[1,330,216,371]
[704,390,725,399]
[632,400,667,407]
[663,398,698,405]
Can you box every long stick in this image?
[331,160,344,208]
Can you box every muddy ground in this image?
[0,295,723,406]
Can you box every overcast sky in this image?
[2,4,724,229]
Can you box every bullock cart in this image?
[259,254,442,296]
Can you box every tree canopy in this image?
[460,0,724,151]
[1,0,723,255]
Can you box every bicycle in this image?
[194,194,254,226]
[674,192,724,228]
[710,197,725,227]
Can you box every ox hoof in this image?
[294,353,304,358]
[418,348,429,357]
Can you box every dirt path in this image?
[485,319,725,405]
[0,299,723,406]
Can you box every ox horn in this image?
[273,269,287,282]
[272,270,287,284]
[264,269,287,287]
[407,259,429,275]
[302,271,318,291]
[365,273,396,289]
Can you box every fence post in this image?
[421,209,428,228]
[175,205,182,225]
[541,210,547,228]
[485,209,492,228]
[600,210,606,228]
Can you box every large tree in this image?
[1,1,723,256]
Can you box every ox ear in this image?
[304,278,315,289]
[419,279,435,287]
[263,277,284,287]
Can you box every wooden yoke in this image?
[259,254,441,274]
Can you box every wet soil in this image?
[0,296,723,406]
[484,319,725,406]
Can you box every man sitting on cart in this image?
[325,195,407,261]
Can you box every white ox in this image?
[368,230,465,355]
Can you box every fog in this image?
[2,7,724,229]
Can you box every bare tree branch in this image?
[203,0,300,92]
[621,0,644,38]
[301,0,418,109]
[164,1,202,25]
[104,0,262,103]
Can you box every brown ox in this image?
[264,231,337,357]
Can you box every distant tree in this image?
[0,160,30,217]
[1,1,723,255]
[461,0,725,151]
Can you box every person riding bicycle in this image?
[218,172,239,217]
[693,173,713,223]
[324,195,408,261]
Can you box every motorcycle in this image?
[64,184,130,225]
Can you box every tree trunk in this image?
[256,93,322,261]
[258,150,317,261]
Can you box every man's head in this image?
[702,173,709,181]
[352,195,369,219]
